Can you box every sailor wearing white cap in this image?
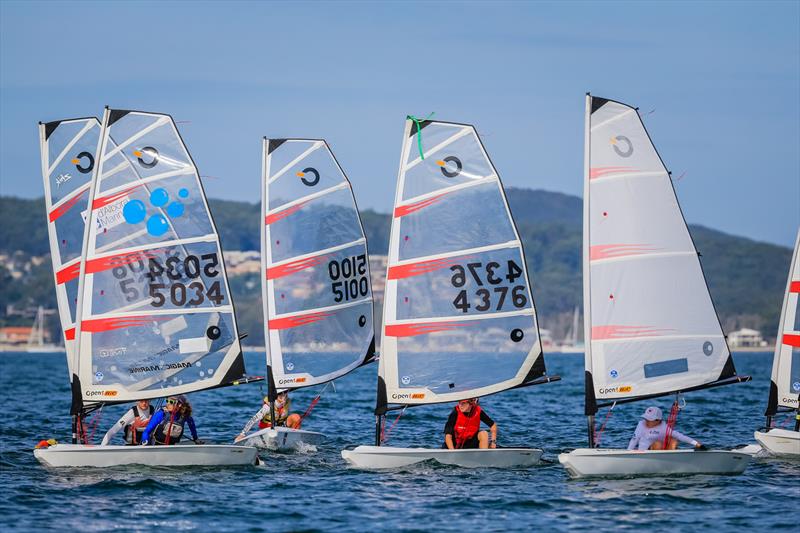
[627,406,704,451]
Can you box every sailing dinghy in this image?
[234,138,376,451]
[39,117,101,379]
[558,95,752,478]
[341,117,559,469]
[754,229,800,457]
[34,108,260,467]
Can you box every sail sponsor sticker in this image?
[598,385,633,395]
[81,195,129,232]
[86,389,118,397]
[277,377,307,385]
[391,392,425,400]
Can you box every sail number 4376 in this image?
[450,260,527,313]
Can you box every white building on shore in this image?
[728,328,768,348]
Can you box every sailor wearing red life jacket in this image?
[443,398,498,449]
[100,399,155,445]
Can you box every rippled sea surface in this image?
[1,351,798,532]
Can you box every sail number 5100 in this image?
[328,254,369,302]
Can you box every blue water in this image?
[1,352,797,532]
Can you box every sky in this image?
[1,1,798,247]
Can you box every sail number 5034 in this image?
[450,260,527,313]
[329,254,369,303]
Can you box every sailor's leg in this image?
[649,440,664,450]
[477,430,489,449]
[667,437,679,450]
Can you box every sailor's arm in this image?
[480,411,497,448]
[443,411,457,450]
[627,422,643,450]
[140,410,163,444]
[236,404,269,441]
[100,409,134,446]
[670,428,700,448]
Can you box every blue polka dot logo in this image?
[610,135,633,158]
[122,187,190,237]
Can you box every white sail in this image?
[261,138,375,389]
[583,95,737,406]
[73,108,247,403]
[39,118,101,376]
[378,118,546,407]
[766,229,800,413]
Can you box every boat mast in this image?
[582,94,597,447]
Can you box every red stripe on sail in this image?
[85,249,164,275]
[790,281,800,293]
[592,325,675,340]
[64,328,75,340]
[49,189,88,222]
[93,185,140,210]
[265,201,310,225]
[385,321,471,337]
[590,244,660,261]
[267,254,328,280]
[81,316,165,333]
[388,256,473,280]
[56,262,81,285]
[394,194,446,218]
[269,312,332,330]
[589,167,637,180]
[783,334,800,348]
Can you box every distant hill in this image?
[0,192,791,344]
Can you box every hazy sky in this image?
[1,1,798,246]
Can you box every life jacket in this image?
[453,405,482,448]
[123,405,154,445]
[259,398,291,429]
[153,408,187,445]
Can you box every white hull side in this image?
[33,443,258,468]
[754,429,800,457]
[341,445,543,469]
[237,427,325,451]
[558,448,751,478]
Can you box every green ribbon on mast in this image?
[407,113,435,160]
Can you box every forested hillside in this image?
[0,192,791,344]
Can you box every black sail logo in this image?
[611,135,633,158]
[135,146,159,168]
[73,151,95,174]
[297,167,320,187]
[437,156,462,178]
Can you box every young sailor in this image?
[141,395,203,445]
[100,399,154,445]
[628,406,705,450]
[443,398,498,449]
[235,391,301,441]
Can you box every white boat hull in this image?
[236,426,325,451]
[33,443,258,468]
[341,445,543,469]
[754,429,800,457]
[558,448,751,478]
